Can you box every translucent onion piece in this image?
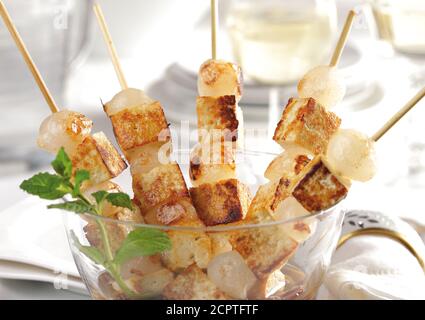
[264,145,311,182]
[198,59,242,101]
[298,65,346,109]
[37,110,92,155]
[326,129,377,182]
[104,88,155,116]
[207,250,257,299]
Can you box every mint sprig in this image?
[71,232,105,265]
[20,172,71,200]
[114,228,172,265]
[47,200,95,214]
[73,170,90,197]
[51,147,72,178]
[20,148,171,299]
[105,193,133,210]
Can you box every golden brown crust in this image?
[229,213,299,279]
[190,179,251,226]
[294,155,310,175]
[84,220,127,254]
[248,177,293,219]
[196,95,239,142]
[248,270,286,299]
[162,225,212,272]
[162,264,230,300]
[65,111,93,138]
[92,132,128,178]
[292,157,348,212]
[71,132,127,186]
[189,142,236,186]
[140,198,211,271]
[132,163,189,212]
[273,98,341,154]
[110,101,170,151]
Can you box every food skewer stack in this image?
[201,11,357,299]
[94,4,214,292]
[189,0,250,227]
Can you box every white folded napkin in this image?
[317,185,425,300]
[319,234,425,300]
[0,197,86,294]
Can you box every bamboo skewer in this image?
[372,87,425,142]
[0,0,59,113]
[329,10,356,68]
[211,0,218,60]
[93,3,128,90]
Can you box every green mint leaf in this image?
[91,191,108,205]
[20,172,71,200]
[113,228,172,265]
[47,200,95,214]
[106,193,133,210]
[71,232,105,265]
[72,170,90,196]
[51,147,72,178]
[79,246,105,265]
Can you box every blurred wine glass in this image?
[0,0,92,175]
[226,0,337,84]
[369,0,425,55]
[367,0,425,186]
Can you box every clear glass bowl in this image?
[64,150,345,300]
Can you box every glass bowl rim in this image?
[69,148,345,232]
[72,200,343,232]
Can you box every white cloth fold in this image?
[0,197,85,294]
[320,235,425,300]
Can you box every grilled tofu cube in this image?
[196,95,239,143]
[248,178,292,218]
[163,264,230,300]
[254,156,347,217]
[189,142,236,187]
[209,232,233,258]
[162,219,212,271]
[292,156,348,212]
[229,211,299,279]
[71,131,127,187]
[132,162,189,212]
[132,268,175,297]
[109,101,170,152]
[248,182,314,244]
[273,98,341,154]
[141,197,212,271]
[84,222,124,254]
[248,270,286,299]
[190,179,251,226]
